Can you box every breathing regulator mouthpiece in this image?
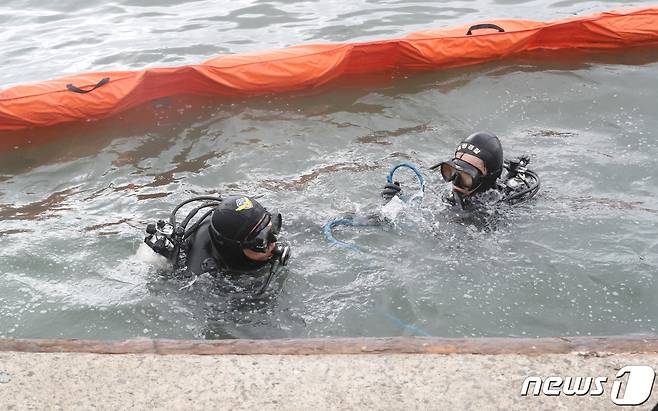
[272,242,291,266]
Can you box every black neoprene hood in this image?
[210,196,267,244]
[456,132,504,179]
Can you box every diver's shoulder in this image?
[184,218,220,275]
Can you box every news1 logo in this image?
[521,365,656,406]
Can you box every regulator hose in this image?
[322,217,372,252]
[502,169,540,204]
[323,163,426,251]
[386,162,425,198]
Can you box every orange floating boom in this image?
[1,7,658,132]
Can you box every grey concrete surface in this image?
[1,351,657,410]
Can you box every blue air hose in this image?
[323,162,426,251]
[322,218,369,252]
[386,162,425,198]
[378,309,432,337]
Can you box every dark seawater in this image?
[0,0,657,339]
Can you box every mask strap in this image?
[209,221,241,247]
[244,213,271,242]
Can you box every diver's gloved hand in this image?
[381,181,402,200]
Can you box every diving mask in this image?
[432,158,483,191]
[242,212,282,253]
[244,212,290,266]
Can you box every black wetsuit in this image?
[184,217,219,275]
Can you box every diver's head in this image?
[208,195,286,269]
[432,132,503,197]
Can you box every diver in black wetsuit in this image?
[382,132,540,210]
[143,195,290,295]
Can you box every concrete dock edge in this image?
[1,336,657,410]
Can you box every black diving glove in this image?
[381,181,402,200]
